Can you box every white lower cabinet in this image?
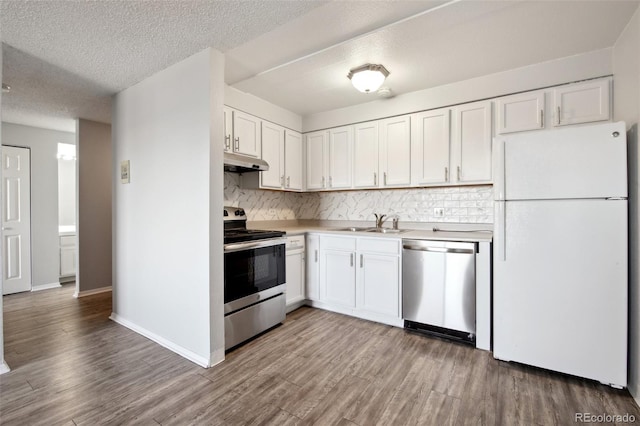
[313,234,402,326]
[60,234,76,278]
[285,235,305,311]
[357,252,400,317]
[319,235,356,307]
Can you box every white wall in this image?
[613,8,640,406]
[112,48,225,367]
[2,123,74,290]
[76,119,111,295]
[303,48,613,132]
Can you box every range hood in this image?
[224,152,269,173]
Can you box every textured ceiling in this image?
[0,0,328,131]
[1,0,639,133]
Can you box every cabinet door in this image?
[286,250,305,306]
[328,126,353,189]
[306,131,327,190]
[321,249,356,308]
[379,115,411,187]
[412,109,450,186]
[553,79,610,126]
[357,253,399,317]
[306,234,320,301]
[497,91,544,134]
[452,100,492,183]
[223,107,233,152]
[232,110,261,157]
[353,121,379,188]
[260,121,284,189]
[284,130,303,191]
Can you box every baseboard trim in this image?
[73,286,112,298]
[0,361,10,375]
[31,282,62,292]
[109,312,210,368]
[210,348,225,368]
[286,299,306,314]
[632,387,640,408]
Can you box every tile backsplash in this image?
[224,173,493,223]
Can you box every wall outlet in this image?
[434,207,444,217]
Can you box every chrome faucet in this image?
[373,213,387,229]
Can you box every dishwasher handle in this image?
[402,243,475,254]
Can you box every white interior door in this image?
[2,145,32,295]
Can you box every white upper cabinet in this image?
[284,130,303,191]
[497,91,545,134]
[306,130,328,190]
[412,108,451,186]
[260,121,285,189]
[379,115,411,187]
[232,110,261,157]
[328,126,353,189]
[452,100,493,184]
[353,121,379,189]
[553,79,611,126]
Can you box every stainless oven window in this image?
[224,243,285,304]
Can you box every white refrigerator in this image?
[493,121,628,388]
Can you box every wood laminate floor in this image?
[1,284,639,425]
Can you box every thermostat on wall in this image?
[121,160,130,184]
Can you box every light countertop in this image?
[251,222,492,243]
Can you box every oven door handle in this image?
[224,238,286,253]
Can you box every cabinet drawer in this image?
[357,237,400,255]
[321,235,356,251]
[60,235,76,248]
[286,235,305,250]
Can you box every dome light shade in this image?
[347,64,389,93]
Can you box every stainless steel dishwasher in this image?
[402,239,477,344]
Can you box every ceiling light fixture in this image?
[2,83,10,93]
[347,64,389,93]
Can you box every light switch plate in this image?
[121,160,130,184]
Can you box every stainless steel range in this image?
[224,206,286,350]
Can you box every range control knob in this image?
[223,210,229,217]
[235,209,244,216]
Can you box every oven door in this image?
[224,238,286,307]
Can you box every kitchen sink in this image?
[333,227,370,232]
[365,228,409,234]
